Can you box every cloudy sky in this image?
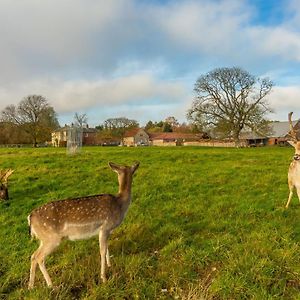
[1,0,300,126]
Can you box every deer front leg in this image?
[286,190,293,208]
[106,247,111,267]
[99,230,109,282]
[296,186,300,205]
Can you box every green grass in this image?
[1,146,300,299]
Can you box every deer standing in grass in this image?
[285,112,300,208]
[0,169,14,200]
[28,161,139,289]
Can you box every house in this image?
[52,125,99,147]
[122,128,150,146]
[82,127,99,145]
[52,125,69,147]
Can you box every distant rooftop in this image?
[269,121,297,138]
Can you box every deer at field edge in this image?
[285,112,300,208]
[0,169,14,200]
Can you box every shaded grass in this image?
[0,146,300,299]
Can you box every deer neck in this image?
[117,174,132,203]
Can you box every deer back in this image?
[29,194,127,240]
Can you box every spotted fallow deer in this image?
[28,161,139,289]
[285,112,300,208]
[0,169,14,200]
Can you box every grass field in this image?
[1,145,300,299]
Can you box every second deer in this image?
[28,161,139,289]
[285,112,300,208]
[0,169,14,200]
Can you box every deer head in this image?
[287,112,300,156]
[108,161,140,197]
[0,169,14,200]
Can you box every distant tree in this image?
[1,95,59,146]
[165,116,179,128]
[190,123,203,133]
[156,121,164,128]
[0,122,31,144]
[103,117,139,140]
[74,113,88,128]
[95,124,104,131]
[162,122,173,132]
[187,67,273,145]
[171,122,192,133]
[145,120,154,131]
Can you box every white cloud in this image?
[151,0,250,54]
[270,86,300,111]
[0,74,186,114]
[0,0,138,81]
[0,0,300,124]
[248,26,300,62]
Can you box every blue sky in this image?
[0,0,300,126]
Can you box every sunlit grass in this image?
[1,146,300,299]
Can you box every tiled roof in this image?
[148,132,203,141]
[53,126,97,133]
[240,120,300,140]
[123,128,145,137]
[123,128,205,140]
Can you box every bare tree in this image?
[187,67,273,145]
[74,112,88,128]
[1,95,59,147]
[164,116,179,128]
[100,117,139,144]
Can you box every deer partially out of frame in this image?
[28,161,139,289]
[285,112,300,208]
[0,169,14,200]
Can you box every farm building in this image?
[122,128,150,146]
[239,131,268,147]
[239,120,300,147]
[122,129,208,146]
[52,125,98,147]
[149,132,207,146]
[267,120,300,145]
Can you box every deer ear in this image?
[108,162,121,172]
[287,140,297,148]
[131,162,140,173]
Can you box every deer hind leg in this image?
[99,230,110,282]
[29,242,43,289]
[29,238,61,289]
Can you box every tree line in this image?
[0,67,273,147]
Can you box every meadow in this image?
[0,145,300,299]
